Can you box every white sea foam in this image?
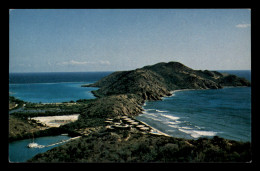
[142,111,148,114]
[180,126,193,130]
[166,121,180,125]
[142,109,156,114]
[145,116,162,122]
[172,89,195,93]
[150,117,163,122]
[168,125,179,129]
[145,109,157,111]
[160,114,180,120]
[145,113,158,117]
[165,92,175,98]
[155,110,168,113]
[195,125,204,130]
[167,89,196,98]
[178,129,217,138]
[193,130,217,137]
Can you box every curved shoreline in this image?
[9,63,252,162]
[136,119,171,137]
[136,86,251,141]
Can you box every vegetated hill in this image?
[9,115,42,142]
[81,94,144,118]
[85,61,251,101]
[29,129,251,162]
[27,62,252,163]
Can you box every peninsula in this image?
[23,62,251,162]
[81,61,250,117]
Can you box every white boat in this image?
[27,142,39,148]
[27,132,44,148]
[27,142,45,148]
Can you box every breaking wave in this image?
[160,114,180,120]
[138,107,219,139]
[178,129,218,138]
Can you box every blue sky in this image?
[9,9,251,72]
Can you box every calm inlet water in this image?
[9,135,71,162]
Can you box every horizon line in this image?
[9,69,251,74]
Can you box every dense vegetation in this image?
[9,116,80,142]
[9,98,95,142]
[9,115,42,142]
[10,62,252,162]
[12,99,95,119]
[29,129,251,162]
[86,62,250,100]
[9,96,25,110]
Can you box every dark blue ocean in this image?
[136,70,251,142]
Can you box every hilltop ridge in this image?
[28,61,252,162]
[84,61,250,101]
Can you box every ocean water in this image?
[9,70,251,162]
[136,70,251,142]
[9,72,112,103]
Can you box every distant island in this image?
[11,61,251,162]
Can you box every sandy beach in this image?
[30,114,80,128]
[136,119,171,137]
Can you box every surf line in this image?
[168,89,196,97]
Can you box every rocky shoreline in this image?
[81,61,250,118]
[14,61,252,162]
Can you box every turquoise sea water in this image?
[9,82,98,103]
[9,72,112,103]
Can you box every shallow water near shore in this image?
[9,72,112,103]
[9,82,98,103]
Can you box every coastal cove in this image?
[9,8,252,162]
[9,72,113,103]
[135,70,251,142]
[9,135,72,162]
[9,63,252,162]
[9,72,112,162]
[137,86,251,142]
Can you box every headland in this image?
[10,61,252,162]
